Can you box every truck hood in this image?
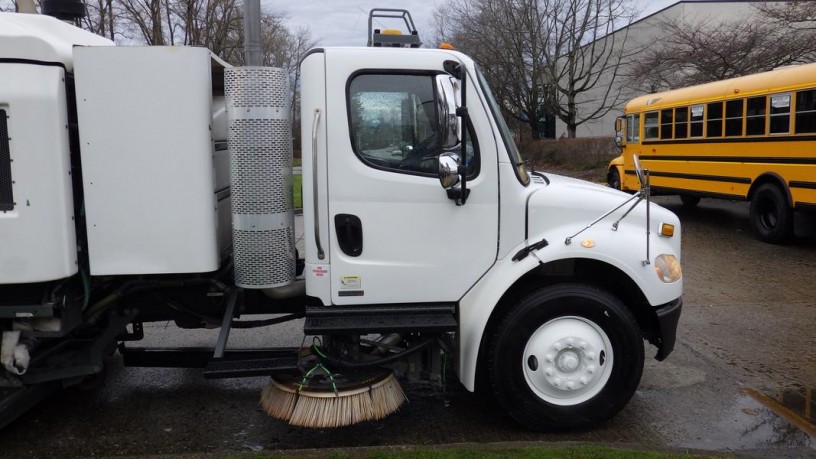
[526,173,680,249]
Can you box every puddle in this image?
[743,386,816,439]
[683,386,815,451]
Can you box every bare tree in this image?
[82,0,116,40]
[541,0,638,138]
[626,7,816,92]
[435,0,637,138]
[755,1,816,30]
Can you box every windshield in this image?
[475,66,530,186]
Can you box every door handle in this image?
[312,108,324,260]
[334,214,363,257]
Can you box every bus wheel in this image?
[487,283,643,431]
[750,183,793,244]
[680,195,700,207]
[607,168,621,190]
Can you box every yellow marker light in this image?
[659,223,675,237]
[581,239,595,248]
[381,29,402,35]
[439,43,455,50]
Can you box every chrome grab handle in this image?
[312,108,325,260]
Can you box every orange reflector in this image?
[381,29,402,35]
[659,223,675,237]
[439,42,455,50]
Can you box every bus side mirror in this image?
[436,75,460,149]
[615,117,625,146]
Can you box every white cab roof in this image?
[0,12,114,71]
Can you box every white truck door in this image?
[323,49,499,305]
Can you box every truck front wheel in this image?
[487,283,643,431]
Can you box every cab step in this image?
[304,303,457,335]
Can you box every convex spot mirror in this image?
[438,152,461,189]
[435,74,461,149]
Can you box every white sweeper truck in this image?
[0,5,683,430]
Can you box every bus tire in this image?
[607,168,621,190]
[750,183,793,244]
[487,283,643,431]
[680,195,700,207]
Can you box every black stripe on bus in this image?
[641,134,816,146]
[640,155,816,165]
[0,109,13,212]
[796,202,816,211]
[625,169,751,184]
[649,186,746,202]
[790,181,816,190]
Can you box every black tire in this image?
[487,283,643,431]
[607,168,621,190]
[680,195,701,207]
[750,183,793,244]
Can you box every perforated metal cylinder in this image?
[226,67,295,289]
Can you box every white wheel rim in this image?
[522,316,613,406]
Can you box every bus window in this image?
[690,104,704,137]
[660,109,673,139]
[675,107,688,139]
[795,89,816,133]
[707,102,723,137]
[725,99,744,137]
[644,111,659,139]
[769,93,791,134]
[746,96,766,136]
[627,114,640,142]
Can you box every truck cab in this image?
[298,46,683,427]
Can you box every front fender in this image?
[457,226,682,392]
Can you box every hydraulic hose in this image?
[313,337,435,370]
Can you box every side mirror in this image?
[435,75,460,149]
[438,152,461,189]
[633,154,646,187]
[614,117,625,146]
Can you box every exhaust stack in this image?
[41,0,85,21]
[225,67,295,289]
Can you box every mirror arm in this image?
[456,69,468,205]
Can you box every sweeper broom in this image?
[259,335,441,428]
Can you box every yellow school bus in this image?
[609,63,816,243]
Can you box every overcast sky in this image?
[267,0,679,47]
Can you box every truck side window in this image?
[348,73,477,177]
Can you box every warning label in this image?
[340,276,361,289]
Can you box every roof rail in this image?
[367,8,422,48]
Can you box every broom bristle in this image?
[260,379,297,421]
[259,371,407,428]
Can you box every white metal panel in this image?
[74,46,219,275]
[300,50,333,305]
[0,12,113,71]
[0,64,77,283]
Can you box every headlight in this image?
[654,254,682,283]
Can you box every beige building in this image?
[556,0,771,138]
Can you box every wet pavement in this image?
[1,196,815,458]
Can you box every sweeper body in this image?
[0,9,683,431]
